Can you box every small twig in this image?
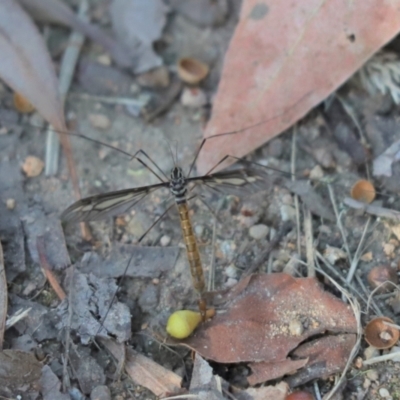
[70,92,151,108]
[267,228,275,274]
[362,350,400,366]
[335,94,369,148]
[314,381,322,400]
[346,217,371,284]
[383,320,400,330]
[366,281,399,316]
[290,126,301,256]
[344,197,400,221]
[5,308,31,330]
[46,0,88,176]
[62,265,75,392]
[314,265,362,400]
[0,240,6,349]
[355,273,382,316]
[303,206,315,277]
[315,251,370,306]
[328,184,352,265]
[36,237,66,300]
[208,198,224,292]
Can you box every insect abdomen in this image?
[176,202,205,294]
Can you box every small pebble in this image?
[180,87,207,108]
[363,378,371,389]
[91,385,111,400]
[225,264,237,279]
[366,369,379,381]
[22,156,44,177]
[378,388,391,398]
[281,194,293,205]
[225,278,238,288]
[160,235,171,247]
[280,204,296,222]
[88,113,111,130]
[6,198,16,210]
[194,225,204,236]
[249,224,269,240]
[364,346,379,360]
[96,54,111,66]
[324,246,347,264]
[289,319,303,336]
[219,240,236,260]
[309,165,324,180]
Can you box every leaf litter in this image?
[170,273,357,385]
[1,0,400,398]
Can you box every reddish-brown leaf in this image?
[177,273,357,383]
[197,0,400,173]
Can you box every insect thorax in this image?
[170,167,187,203]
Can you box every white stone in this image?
[160,235,171,247]
[249,224,269,240]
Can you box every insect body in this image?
[169,166,205,295]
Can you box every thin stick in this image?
[46,0,88,176]
[365,281,399,316]
[327,184,352,265]
[62,264,75,392]
[362,350,400,366]
[346,217,371,284]
[304,206,315,277]
[354,273,382,316]
[314,263,362,400]
[69,91,150,108]
[290,126,301,256]
[0,241,6,350]
[315,251,370,306]
[36,237,66,300]
[208,198,224,291]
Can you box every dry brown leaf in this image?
[285,334,356,387]
[177,273,357,384]
[197,0,400,173]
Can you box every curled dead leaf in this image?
[170,273,357,384]
[365,317,399,349]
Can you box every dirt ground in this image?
[1,0,400,399]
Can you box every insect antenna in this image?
[187,92,312,179]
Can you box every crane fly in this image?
[60,141,264,317]
[4,93,309,319]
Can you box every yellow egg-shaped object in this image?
[166,310,202,339]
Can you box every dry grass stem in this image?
[328,184,352,264]
[314,266,361,400]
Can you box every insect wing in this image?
[61,182,168,222]
[188,168,277,194]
